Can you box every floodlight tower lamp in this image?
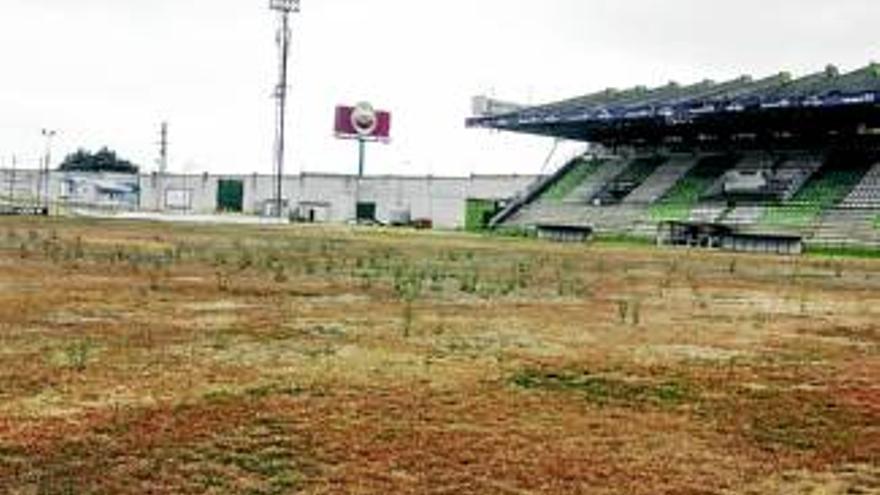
[270,0,300,13]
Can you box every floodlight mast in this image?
[270,0,300,218]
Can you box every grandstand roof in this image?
[467,63,880,145]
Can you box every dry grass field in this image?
[0,217,877,494]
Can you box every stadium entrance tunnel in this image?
[657,221,803,255]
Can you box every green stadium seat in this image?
[649,155,735,221]
[761,159,873,227]
[539,158,603,202]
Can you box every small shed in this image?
[657,221,732,248]
[536,224,593,243]
[720,233,803,255]
[657,221,803,255]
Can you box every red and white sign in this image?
[334,102,391,141]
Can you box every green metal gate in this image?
[356,202,376,222]
[217,179,244,212]
[465,198,499,232]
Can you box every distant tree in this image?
[58,147,139,174]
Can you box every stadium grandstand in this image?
[468,63,880,250]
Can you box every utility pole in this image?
[9,155,16,202]
[160,122,168,174]
[158,122,169,211]
[41,129,57,213]
[269,0,300,218]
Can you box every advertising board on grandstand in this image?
[334,102,391,142]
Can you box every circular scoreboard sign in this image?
[350,102,378,136]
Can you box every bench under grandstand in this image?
[468,63,880,248]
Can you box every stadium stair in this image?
[489,154,595,227]
[508,202,652,236]
[623,155,698,204]
[810,208,880,247]
[771,155,823,200]
[840,162,880,208]
[688,203,729,223]
[505,156,666,233]
[560,158,630,204]
[538,157,603,203]
[496,155,627,226]
[649,155,737,222]
[719,205,765,226]
[591,156,667,205]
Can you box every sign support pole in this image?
[354,137,365,223]
[358,137,366,177]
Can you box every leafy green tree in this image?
[58,147,139,174]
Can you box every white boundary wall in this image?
[0,170,540,229]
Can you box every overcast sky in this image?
[1,0,879,176]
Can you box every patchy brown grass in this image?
[0,218,878,494]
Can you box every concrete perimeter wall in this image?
[0,169,539,230]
